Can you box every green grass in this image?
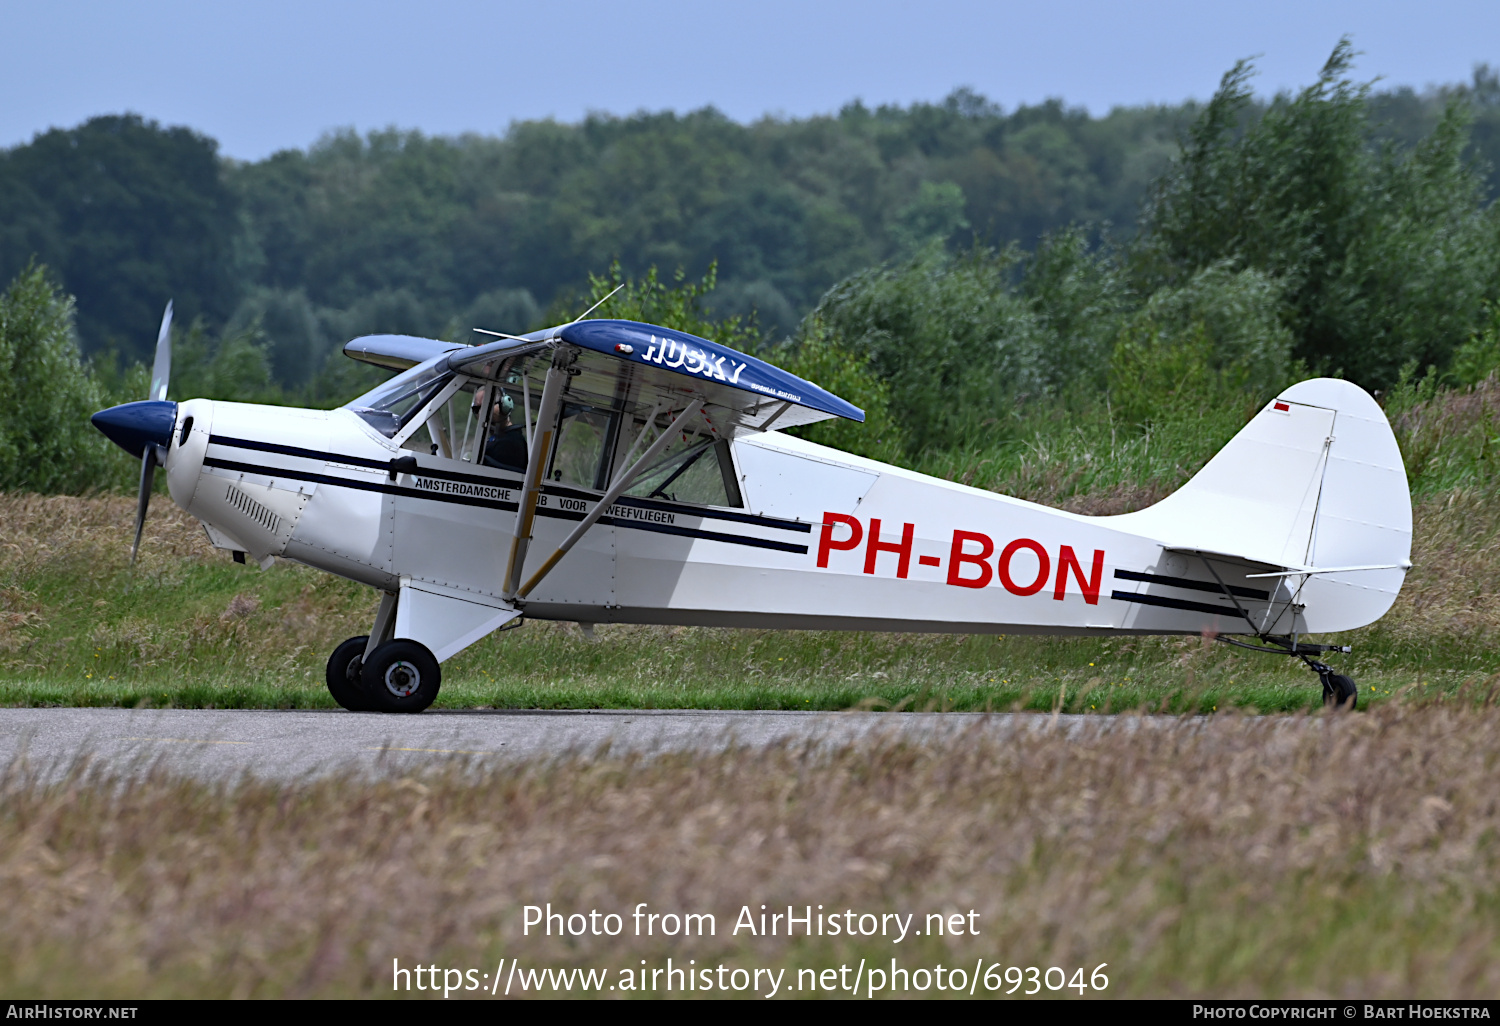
[0,545,1486,716]
[6,371,1500,715]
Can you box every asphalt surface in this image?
[0,707,1144,782]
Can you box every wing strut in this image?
[513,399,704,601]
[501,351,572,599]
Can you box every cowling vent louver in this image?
[226,484,280,535]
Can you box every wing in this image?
[344,334,469,371]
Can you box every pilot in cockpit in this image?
[480,389,529,473]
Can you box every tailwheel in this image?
[362,639,441,714]
[326,635,373,711]
[1217,633,1360,711]
[1309,659,1358,711]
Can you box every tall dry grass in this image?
[0,492,209,576]
[3,703,1500,998]
[0,492,373,679]
[1379,487,1500,646]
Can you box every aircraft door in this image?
[522,399,618,612]
[549,403,616,488]
[388,378,528,601]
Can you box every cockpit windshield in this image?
[346,360,452,438]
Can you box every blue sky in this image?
[4,0,1497,160]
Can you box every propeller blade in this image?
[129,445,159,567]
[149,300,172,402]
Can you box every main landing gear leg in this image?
[325,591,394,711]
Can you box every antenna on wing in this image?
[574,282,625,321]
[474,280,627,340]
[471,328,535,341]
[472,282,626,342]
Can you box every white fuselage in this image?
[163,381,1407,663]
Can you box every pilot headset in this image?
[473,388,515,418]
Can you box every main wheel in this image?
[1322,671,1358,710]
[361,639,441,713]
[326,635,372,711]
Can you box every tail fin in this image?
[1110,378,1411,632]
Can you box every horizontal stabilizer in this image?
[1244,562,1412,579]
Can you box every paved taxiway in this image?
[0,707,1154,781]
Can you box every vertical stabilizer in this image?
[1108,378,1411,632]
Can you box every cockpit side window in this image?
[618,415,743,508]
[549,403,617,488]
[393,377,533,473]
[402,377,480,459]
[347,362,452,439]
[477,382,531,473]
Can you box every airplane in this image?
[89,301,1411,713]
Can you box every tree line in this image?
[2,43,1499,494]
[3,46,1497,381]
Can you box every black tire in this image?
[326,635,373,711]
[1322,671,1358,711]
[362,639,441,713]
